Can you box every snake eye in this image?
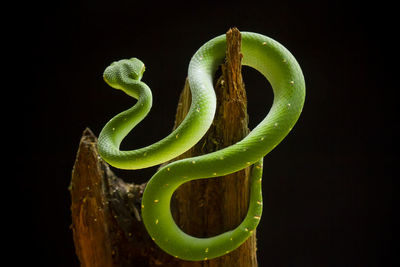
[127,58,145,80]
[103,58,145,89]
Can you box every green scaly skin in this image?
[98,32,305,261]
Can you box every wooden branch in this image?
[171,28,257,267]
[70,28,257,266]
[70,128,173,266]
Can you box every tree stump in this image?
[70,28,258,267]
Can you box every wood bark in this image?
[70,28,257,267]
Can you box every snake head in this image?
[103,58,146,89]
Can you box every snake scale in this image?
[98,32,305,261]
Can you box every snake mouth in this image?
[103,73,114,87]
[138,64,146,80]
[126,57,145,81]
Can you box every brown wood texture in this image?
[70,28,257,266]
[71,128,180,266]
[170,28,257,267]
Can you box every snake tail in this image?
[98,32,305,261]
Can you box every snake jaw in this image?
[103,58,145,89]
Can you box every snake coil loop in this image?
[98,32,305,261]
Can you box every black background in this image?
[21,0,394,266]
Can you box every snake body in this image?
[98,32,305,261]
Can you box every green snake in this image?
[98,32,305,261]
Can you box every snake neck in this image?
[98,80,152,160]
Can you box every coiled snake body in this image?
[98,32,305,261]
